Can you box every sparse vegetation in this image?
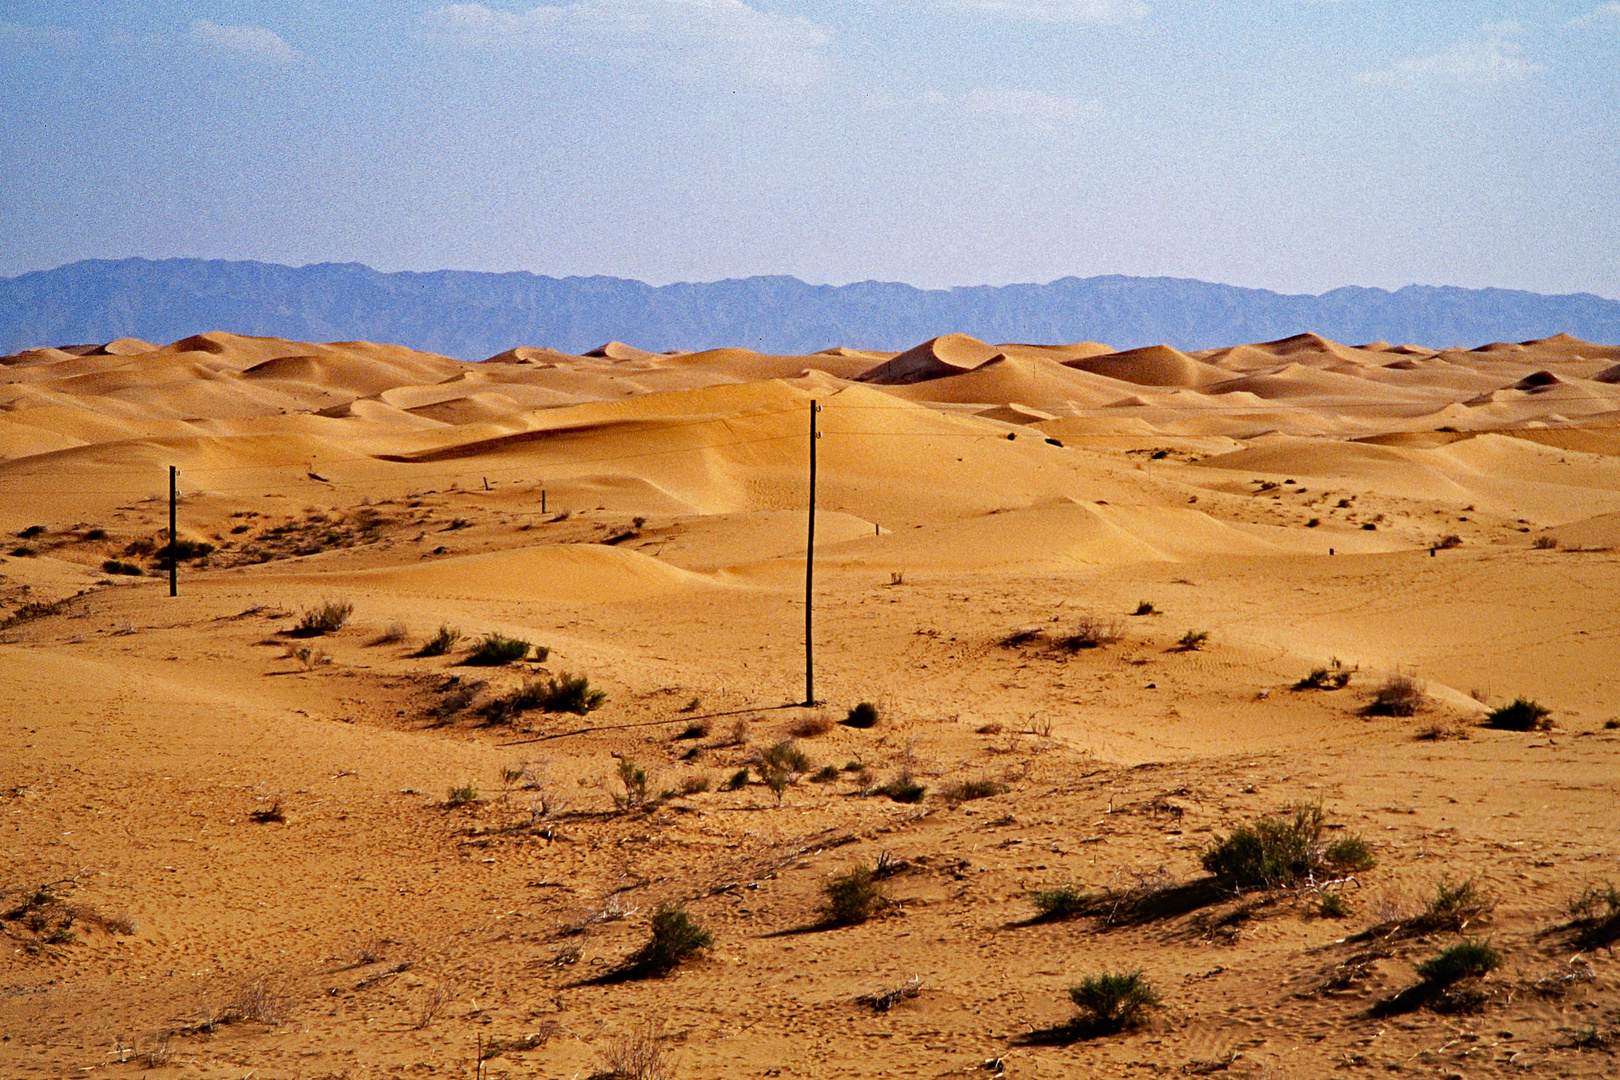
[614,758,650,809]
[858,975,921,1012]
[869,771,926,803]
[674,720,709,740]
[370,620,409,645]
[1566,882,1620,947]
[447,784,480,806]
[1318,892,1352,919]
[597,1022,672,1080]
[1060,616,1123,650]
[1436,534,1463,549]
[414,984,452,1029]
[723,767,750,791]
[943,777,1003,803]
[811,765,840,783]
[821,864,885,926]
[1533,535,1558,549]
[843,701,880,728]
[1030,884,1092,921]
[791,713,833,738]
[533,672,606,714]
[1416,939,1501,986]
[1294,667,1352,690]
[629,906,713,975]
[1363,673,1425,716]
[1176,629,1210,651]
[221,976,285,1026]
[248,800,285,824]
[295,598,353,636]
[1485,696,1553,731]
[1132,600,1159,615]
[679,774,711,795]
[416,624,462,656]
[1200,804,1374,890]
[464,632,536,666]
[1068,971,1161,1033]
[100,559,143,576]
[1404,877,1494,934]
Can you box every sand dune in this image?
[4,324,1620,1080]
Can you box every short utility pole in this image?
[804,400,822,706]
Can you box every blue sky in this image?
[1,1,1616,297]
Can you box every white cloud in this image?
[189,19,300,65]
[1570,3,1620,29]
[0,21,77,47]
[1357,25,1542,87]
[965,87,1099,122]
[421,0,831,87]
[898,0,1148,23]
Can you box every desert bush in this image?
[598,1022,672,1080]
[1001,626,1043,646]
[1567,882,1620,923]
[1030,884,1092,921]
[1068,971,1160,1033]
[465,632,536,666]
[943,778,1003,803]
[1415,721,1470,741]
[843,701,880,728]
[1176,629,1210,651]
[290,645,330,671]
[9,545,38,557]
[760,740,810,775]
[370,620,409,645]
[1201,804,1374,890]
[1132,600,1159,615]
[1363,674,1425,717]
[822,864,885,926]
[679,774,710,795]
[1318,893,1352,919]
[84,528,107,541]
[414,984,452,1029]
[723,767,749,791]
[1533,535,1558,549]
[100,559,142,576]
[1060,616,1123,650]
[296,599,353,636]
[1416,939,1501,986]
[791,713,833,738]
[1485,696,1552,731]
[1410,877,1493,934]
[858,975,921,1012]
[249,800,285,824]
[1436,534,1463,549]
[615,759,650,809]
[870,772,926,803]
[1293,667,1351,690]
[416,624,462,656]
[674,720,709,740]
[17,525,45,539]
[447,784,480,806]
[811,765,840,783]
[222,976,285,1025]
[534,673,605,714]
[631,906,713,974]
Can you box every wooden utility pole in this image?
[168,465,178,597]
[804,401,821,706]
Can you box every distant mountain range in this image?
[3,258,1618,360]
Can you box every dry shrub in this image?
[1060,616,1123,650]
[295,599,352,636]
[943,777,1004,803]
[858,975,921,1012]
[822,864,885,926]
[414,984,452,1029]
[1363,674,1426,717]
[1485,697,1552,731]
[597,1022,672,1080]
[369,620,409,645]
[791,713,833,738]
[222,976,285,1025]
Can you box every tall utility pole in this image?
[168,465,178,598]
[804,400,821,706]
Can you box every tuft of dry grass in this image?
[414,984,452,1029]
[597,1022,673,1080]
[1363,673,1426,717]
[295,599,353,636]
[791,713,833,738]
[221,976,285,1026]
[1059,616,1123,650]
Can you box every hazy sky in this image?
[2,1,1617,297]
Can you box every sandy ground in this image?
[2,329,1618,1079]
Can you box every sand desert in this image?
[2,327,1619,1078]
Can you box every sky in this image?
[1,1,1617,297]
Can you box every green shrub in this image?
[1294,667,1351,690]
[811,765,840,783]
[1201,805,1373,889]
[1567,882,1620,923]
[296,599,353,635]
[870,773,926,803]
[723,767,750,791]
[843,702,879,729]
[631,906,712,974]
[761,740,810,775]
[1030,884,1091,921]
[1417,877,1493,932]
[1068,971,1160,1032]
[447,784,479,806]
[1485,697,1552,731]
[1416,939,1501,986]
[464,632,537,666]
[944,778,1003,803]
[679,774,710,795]
[416,625,462,656]
[821,865,884,926]
[533,673,605,714]
[1318,893,1352,919]
[614,759,650,808]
